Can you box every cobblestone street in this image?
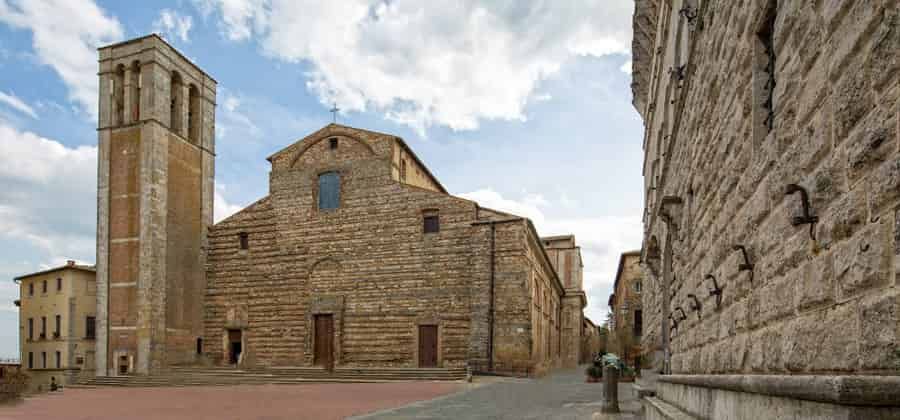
[356,366,641,420]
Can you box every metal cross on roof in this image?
[330,103,340,123]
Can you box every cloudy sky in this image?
[0,0,643,359]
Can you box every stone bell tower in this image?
[95,35,216,375]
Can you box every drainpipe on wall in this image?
[488,222,495,372]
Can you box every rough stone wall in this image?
[637,0,900,376]
[206,125,569,376]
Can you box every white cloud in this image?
[153,9,194,43]
[620,59,633,74]
[458,188,641,323]
[194,0,633,134]
[193,0,269,41]
[214,183,244,222]
[0,0,123,120]
[0,91,37,118]
[0,121,97,261]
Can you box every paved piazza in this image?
[0,382,461,420]
[357,367,640,420]
[0,367,641,419]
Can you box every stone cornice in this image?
[660,374,900,407]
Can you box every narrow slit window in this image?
[753,0,777,142]
[239,232,249,250]
[329,137,338,149]
[86,316,96,339]
[57,277,62,291]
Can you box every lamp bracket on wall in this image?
[674,306,688,321]
[732,245,755,283]
[687,294,702,319]
[785,184,818,241]
[705,274,723,309]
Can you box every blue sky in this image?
[0,0,643,359]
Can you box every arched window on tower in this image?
[129,61,141,121]
[188,84,200,144]
[170,72,183,133]
[113,64,125,126]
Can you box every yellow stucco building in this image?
[14,261,96,392]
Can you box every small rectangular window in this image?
[28,282,33,296]
[42,352,46,368]
[54,315,61,338]
[423,212,439,234]
[634,281,642,293]
[28,318,33,340]
[400,159,407,181]
[239,232,249,250]
[57,277,62,291]
[42,280,47,294]
[329,137,338,149]
[55,351,61,368]
[28,352,33,369]
[41,316,46,338]
[86,316,96,339]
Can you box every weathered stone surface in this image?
[858,291,900,369]
[636,0,900,380]
[834,222,891,299]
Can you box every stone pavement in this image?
[354,366,643,420]
[0,382,461,420]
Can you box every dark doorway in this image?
[313,314,334,370]
[118,355,129,375]
[418,325,438,367]
[228,329,242,364]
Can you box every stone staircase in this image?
[74,365,468,388]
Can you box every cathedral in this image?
[94,34,590,378]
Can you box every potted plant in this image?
[585,364,603,382]
[601,353,636,381]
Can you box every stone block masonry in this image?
[205,124,582,376]
[634,0,900,416]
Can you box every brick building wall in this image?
[96,35,216,375]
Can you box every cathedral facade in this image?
[95,35,588,378]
